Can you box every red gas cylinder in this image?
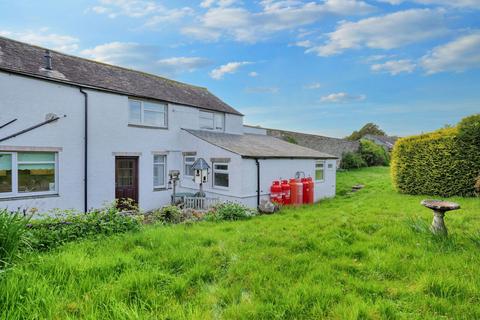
[301,178,311,204]
[290,178,303,205]
[307,177,314,204]
[281,179,291,205]
[270,180,283,204]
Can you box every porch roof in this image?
[183,129,337,159]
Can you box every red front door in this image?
[115,157,139,204]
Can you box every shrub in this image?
[391,114,480,197]
[0,210,30,269]
[340,152,367,169]
[283,135,298,144]
[153,205,183,224]
[205,202,256,221]
[359,139,389,166]
[28,203,141,251]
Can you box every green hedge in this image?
[340,152,367,169]
[359,139,390,166]
[391,114,480,197]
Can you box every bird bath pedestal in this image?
[421,200,460,236]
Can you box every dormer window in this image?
[129,99,167,128]
[199,111,224,131]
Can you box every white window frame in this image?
[199,110,224,131]
[184,155,196,177]
[212,163,229,190]
[315,160,325,182]
[0,151,58,198]
[153,154,167,189]
[129,98,168,128]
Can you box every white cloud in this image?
[91,0,160,18]
[304,82,322,89]
[0,28,79,53]
[91,6,110,14]
[308,9,448,56]
[320,92,366,103]
[80,42,147,66]
[421,32,480,74]
[183,0,375,43]
[201,0,237,8]
[156,57,212,75]
[293,40,313,48]
[248,71,259,77]
[377,0,480,9]
[81,42,212,76]
[200,0,216,8]
[245,86,279,93]
[371,59,416,75]
[209,61,251,79]
[89,0,192,26]
[144,7,194,27]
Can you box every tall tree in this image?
[346,123,386,141]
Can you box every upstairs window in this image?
[129,99,167,128]
[0,152,57,197]
[315,160,325,182]
[199,111,224,131]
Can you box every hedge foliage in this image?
[340,139,389,169]
[340,152,367,169]
[359,139,390,166]
[391,114,480,197]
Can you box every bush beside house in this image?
[340,139,390,169]
[391,114,480,197]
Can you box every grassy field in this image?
[1,167,480,319]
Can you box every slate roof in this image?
[0,36,242,115]
[263,127,359,161]
[184,129,337,159]
[363,134,399,148]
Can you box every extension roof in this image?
[184,129,337,159]
[0,36,242,115]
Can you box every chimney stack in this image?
[44,50,52,70]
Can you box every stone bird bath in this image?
[421,199,460,236]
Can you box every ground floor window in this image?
[184,155,196,177]
[153,154,166,188]
[213,163,229,189]
[315,160,325,181]
[0,152,57,197]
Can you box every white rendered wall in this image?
[240,158,337,206]
[0,71,335,212]
[0,72,84,212]
[177,130,243,199]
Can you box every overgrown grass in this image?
[1,167,480,319]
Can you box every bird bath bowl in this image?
[421,199,460,236]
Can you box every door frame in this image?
[115,156,139,205]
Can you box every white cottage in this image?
[0,37,337,213]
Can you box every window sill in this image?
[128,124,168,130]
[212,186,229,191]
[0,193,60,201]
[153,187,168,192]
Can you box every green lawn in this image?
[2,167,480,319]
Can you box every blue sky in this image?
[1,0,479,137]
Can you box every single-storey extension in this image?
[0,36,337,213]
